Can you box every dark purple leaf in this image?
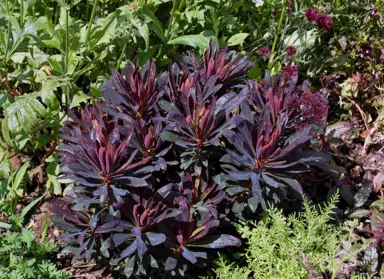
[112,233,131,247]
[165,257,178,271]
[121,239,138,258]
[146,232,166,246]
[137,237,148,257]
[181,247,197,264]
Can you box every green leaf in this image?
[48,56,64,75]
[41,215,50,242]
[55,0,69,9]
[2,78,67,147]
[227,33,248,46]
[348,209,370,219]
[283,29,317,50]
[184,10,205,25]
[21,228,35,244]
[168,34,212,49]
[70,91,90,108]
[0,179,7,199]
[140,7,166,42]
[20,194,45,220]
[132,18,150,50]
[12,161,30,193]
[371,199,384,211]
[46,153,62,195]
[0,152,11,179]
[0,222,11,229]
[89,11,119,50]
[248,64,262,79]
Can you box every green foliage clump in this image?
[212,195,356,279]
[0,228,69,279]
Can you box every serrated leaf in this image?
[2,78,66,147]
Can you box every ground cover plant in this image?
[211,194,369,279]
[1,0,384,278]
[0,228,69,279]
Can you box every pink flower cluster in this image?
[282,64,298,79]
[286,46,296,56]
[256,46,271,57]
[298,88,329,129]
[305,8,333,31]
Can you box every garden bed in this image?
[1,0,384,278]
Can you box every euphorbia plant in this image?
[58,105,150,205]
[52,43,341,277]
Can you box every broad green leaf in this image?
[133,19,150,50]
[11,51,49,66]
[248,64,262,79]
[90,11,119,49]
[168,34,212,49]
[283,29,317,50]
[227,33,248,46]
[0,93,12,107]
[48,56,64,75]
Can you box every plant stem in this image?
[85,0,99,47]
[116,40,128,69]
[53,3,59,25]
[4,0,11,63]
[4,17,11,63]
[268,0,286,70]
[165,0,177,41]
[178,0,185,12]
[65,6,69,74]
[85,0,90,21]
[19,0,24,27]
